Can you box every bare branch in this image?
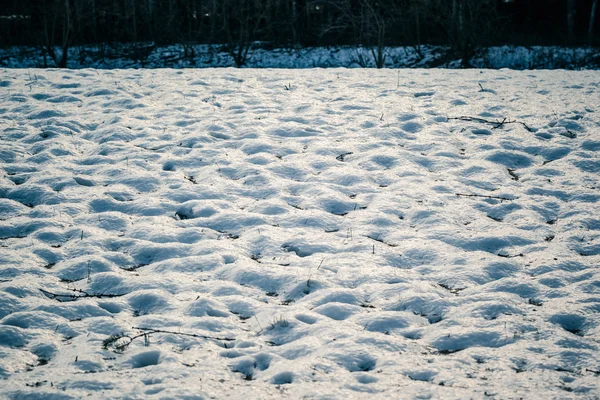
[455,193,516,201]
[447,116,534,132]
[132,327,236,341]
[39,288,125,302]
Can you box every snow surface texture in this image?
[0,68,599,399]
[1,45,599,70]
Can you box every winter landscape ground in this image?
[0,68,599,399]
[1,45,599,70]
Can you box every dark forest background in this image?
[1,0,599,67]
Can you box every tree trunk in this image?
[59,0,71,68]
[44,0,72,68]
[131,0,137,42]
[147,0,154,42]
[415,5,421,51]
[567,0,576,43]
[210,0,217,41]
[590,0,599,43]
[91,0,97,42]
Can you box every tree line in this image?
[1,0,599,67]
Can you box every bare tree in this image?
[428,0,498,66]
[316,0,397,68]
[356,0,394,68]
[40,0,73,68]
[567,0,577,43]
[590,0,599,44]
[222,0,266,67]
[8,0,598,66]
[402,0,429,59]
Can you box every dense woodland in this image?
[1,0,599,67]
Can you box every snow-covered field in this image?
[1,68,599,399]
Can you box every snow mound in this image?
[0,69,598,398]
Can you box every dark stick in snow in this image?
[455,193,516,201]
[39,288,125,302]
[132,327,235,341]
[447,116,534,132]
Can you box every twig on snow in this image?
[586,368,600,376]
[133,327,235,342]
[447,116,534,132]
[366,234,398,247]
[455,193,516,201]
[336,152,353,162]
[507,168,519,181]
[102,327,236,353]
[39,288,125,302]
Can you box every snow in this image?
[1,68,599,398]
[0,44,599,70]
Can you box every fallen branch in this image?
[497,252,524,258]
[507,168,519,181]
[132,327,235,341]
[39,288,125,302]
[560,126,576,138]
[365,235,398,247]
[102,332,150,352]
[184,175,197,184]
[102,327,235,353]
[456,193,516,201]
[336,152,353,162]
[586,368,600,375]
[448,116,534,132]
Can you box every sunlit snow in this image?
[0,68,599,398]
